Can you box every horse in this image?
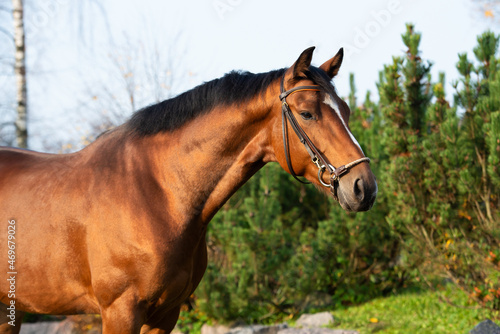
[0,46,377,333]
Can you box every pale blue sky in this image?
[1,0,497,150]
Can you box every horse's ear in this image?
[319,48,344,79]
[291,46,315,78]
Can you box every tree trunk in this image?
[12,0,28,149]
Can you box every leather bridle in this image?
[279,73,370,200]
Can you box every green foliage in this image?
[177,309,209,334]
[195,26,500,324]
[332,285,487,334]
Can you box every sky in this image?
[0,0,498,151]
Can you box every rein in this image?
[279,74,370,200]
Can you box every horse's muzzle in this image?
[337,172,378,212]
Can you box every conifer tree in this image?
[377,24,433,274]
[452,31,500,310]
[422,74,460,235]
[418,75,465,292]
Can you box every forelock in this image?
[304,66,338,98]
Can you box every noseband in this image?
[279,74,370,200]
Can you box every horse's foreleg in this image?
[140,306,181,334]
[100,291,147,334]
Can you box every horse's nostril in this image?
[354,178,364,201]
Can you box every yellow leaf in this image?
[370,318,379,323]
[445,239,452,249]
[458,210,472,220]
[485,10,494,18]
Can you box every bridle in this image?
[279,73,370,200]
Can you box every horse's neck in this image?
[143,96,278,227]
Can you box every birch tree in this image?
[12,0,27,148]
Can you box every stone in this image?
[227,323,288,334]
[19,320,75,334]
[201,323,231,334]
[470,319,500,334]
[296,312,335,328]
[278,329,358,334]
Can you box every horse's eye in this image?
[300,112,314,120]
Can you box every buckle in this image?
[312,157,324,170]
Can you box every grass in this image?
[330,285,495,334]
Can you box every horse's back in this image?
[0,147,40,176]
[0,147,69,182]
[0,148,75,208]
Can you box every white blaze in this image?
[323,94,364,154]
[323,94,365,155]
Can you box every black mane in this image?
[127,66,336,136]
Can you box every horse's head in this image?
[272,47,377,212]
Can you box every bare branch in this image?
[71,0,113,48]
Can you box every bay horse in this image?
[0,47,376,333]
